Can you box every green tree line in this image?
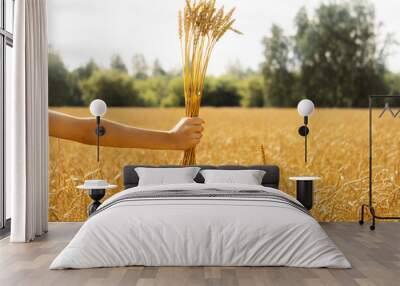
[48,50,263,107]
[49,0,400,108]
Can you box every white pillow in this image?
[135,167,200,186]
[200,169,266,185]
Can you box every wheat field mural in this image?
[49,107,400,222]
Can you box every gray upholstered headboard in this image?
[123,165,280,189]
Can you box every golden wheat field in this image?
[49,107,400,222]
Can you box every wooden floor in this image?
[0,222,399,286]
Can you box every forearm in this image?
[100,120,178,150]
[49,111,178,150]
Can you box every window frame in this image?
[0,0,13,234]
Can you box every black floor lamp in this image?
[89,99,107,162]
[297,99,315,163]
[83,99,108,215]
[290,99,319,211]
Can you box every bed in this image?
[50,165,350,269]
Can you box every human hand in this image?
[168,117,205,150]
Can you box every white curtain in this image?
[7,0,49,242]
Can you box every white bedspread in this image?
[50,183,351,269]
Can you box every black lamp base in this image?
[88,189,105,216]
[298,126,309,136]
[95,126,106,136]
[296,180,314,210]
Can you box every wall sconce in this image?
[89,99,107,162]
[297,99,315,163]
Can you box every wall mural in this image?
[48,107,400,222]
[47,0,400,222]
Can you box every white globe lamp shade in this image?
[90,99,107,117]
[297,99,315,117]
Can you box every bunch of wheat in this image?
[179,0,241,165]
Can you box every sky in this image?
[48,0,400,75]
